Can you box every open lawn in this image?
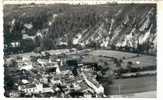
[89,50,156,68]
[110,91,156,98]
[104,75,156,95]
[123,56,156,68]
[89,50,138,59]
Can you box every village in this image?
[4,48,107,97]
[4,48,156,97]
[3,3,157,98]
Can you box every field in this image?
[123,56,156,68]
[89,50,156,68]
[110,91,156,98]
[104,75,156,95]
[88,50,156,96]
[89,50,138,59]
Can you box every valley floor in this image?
[105,75,156,96]
[4,49,156,97]
[110,91,156,98]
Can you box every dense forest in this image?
[3,3,156,55]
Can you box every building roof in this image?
[21,84,36,89]
[42,88,54,93]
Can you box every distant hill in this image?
[3,4,156,55]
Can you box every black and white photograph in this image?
[3,2,157,98]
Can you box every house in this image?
[51,79,62,85]
[45,62,61,74]
[9,91,20,97]
[18,83,43,94]
[24,23,33,29]
[42,87,54,93]
[82,72,104,95]
[22,34,35,40]
[22,56,30,61]
[19,64,33,71]
[37,58,49,66]
[10,41,20,48]
[21,79,29,84]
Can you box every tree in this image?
[127,61,133,72]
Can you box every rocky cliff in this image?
[4,4,156,54]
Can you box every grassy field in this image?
[89,50,156,68]
[84,50,156,97]
[110,91,156,98]
[104,75,156,95]
[123,56,156,68]
[89,50,138,59]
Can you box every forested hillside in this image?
[3,4,156,55]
